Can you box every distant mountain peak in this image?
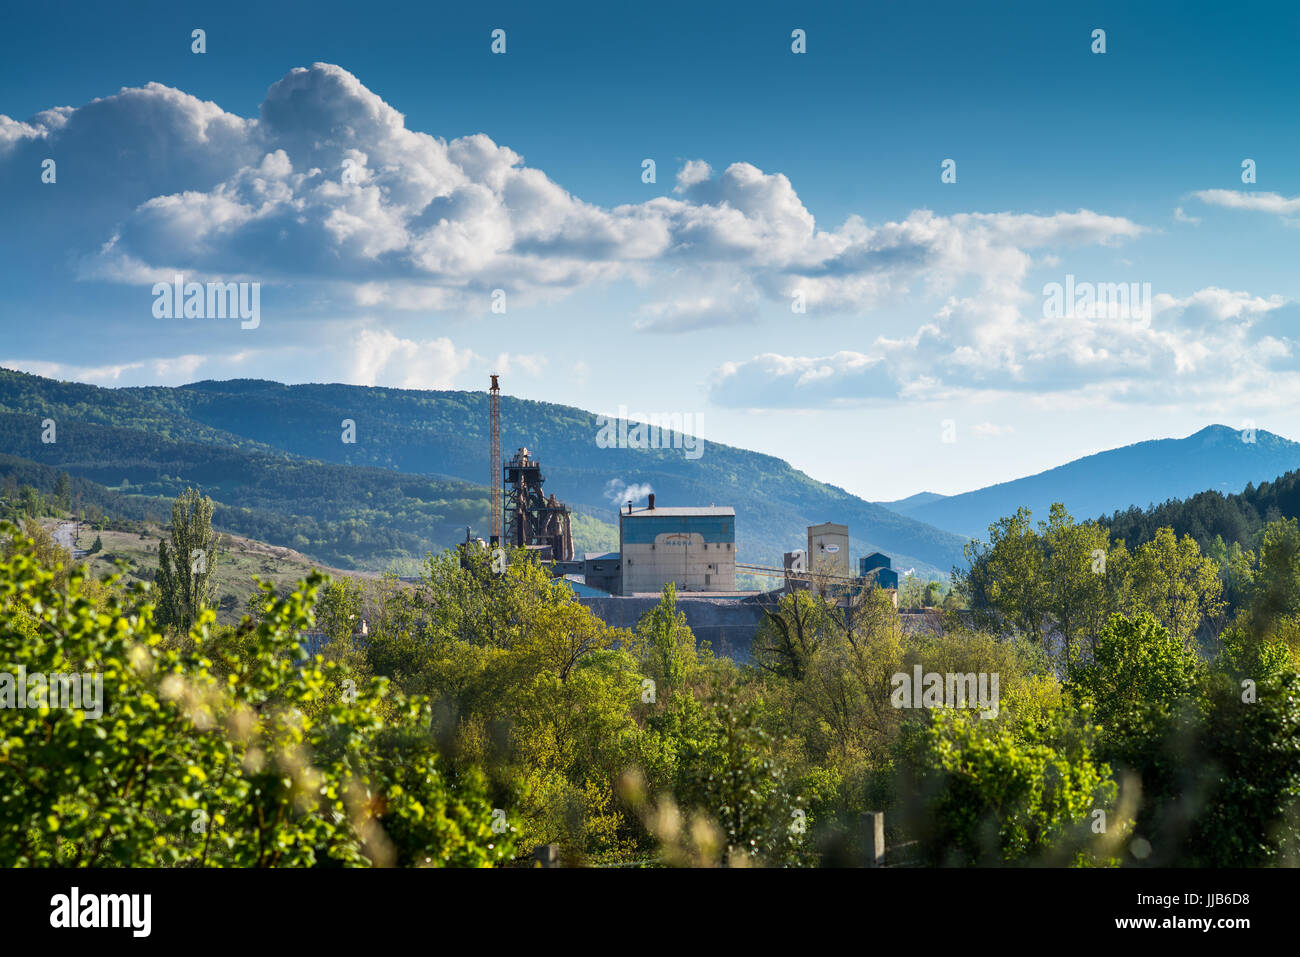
[884,424,1300,539]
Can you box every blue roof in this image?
[621,513,735,545]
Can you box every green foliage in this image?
[901,702,1118,866]
[154,488,219,633]
[677,693,807,867]
[1068,613,1201,744]
[628,583,701,697]
[751,590,836,681]
[0,520,512,867]
[958,503,1222,660]
[1068,612,1300,866]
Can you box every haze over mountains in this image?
[0,369,966,579]
[882,425,1300,539]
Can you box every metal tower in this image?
[503,447,574,561]
[489,374,502,543]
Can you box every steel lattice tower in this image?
[489,374,502,543]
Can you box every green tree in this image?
[155,487,219,633]
[957,506,1049,643]
[900,702,1118,866]
[0,520,513,867]
[678,693,807,867]
[628,582,701,698]
[1126,528,1224,643]
[53,472,71,512]
[752,590,835,681]
[1039,504,1116,658]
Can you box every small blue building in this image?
[859,552,899,590]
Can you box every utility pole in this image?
[489,374,501,544]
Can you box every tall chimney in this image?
[648,493,655,510]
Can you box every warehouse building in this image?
[618,495,736,595]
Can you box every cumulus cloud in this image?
[0,63,1147,324]
[711,286,1299,410]
[348,329,475,389]
[12,62,1238,407]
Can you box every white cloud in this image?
[0,63,1147,325]
[0,358,146,384]
[1193,189,1300,218]
[633,286,758,333]
[492,352,549,377]
[348,328,476,389]
[710,286,1299,410]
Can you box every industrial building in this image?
[618,494,736,595]
[807,521,850,579]
[859,552,900,590]
[582,551,621,594]
[479,375,905,660]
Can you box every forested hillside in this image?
[1101,467,1300,553]
[0,368,966,577]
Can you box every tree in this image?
[677,693,807,867]
[900,702,1118,866]
[957,507,1049,643]
[0,520,514,867]
[628,583,700,698]
[752,590,835,682]
[1126,528,1223,643]
[1039,504,1116,658]
[155,487,219,633]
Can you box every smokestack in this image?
[648,493,655,510]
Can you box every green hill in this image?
[0,368,966,578]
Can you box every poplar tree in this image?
[155,487,218,632]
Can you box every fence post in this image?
[862,812,885,867]
[534,844,560,868]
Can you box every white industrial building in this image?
[618,496,736,595]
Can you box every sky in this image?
[3,0,1300,503]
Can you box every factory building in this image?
[860,551,900,590]
[582,551,621,595]
[807,521,850,579]
[618,494,736,595]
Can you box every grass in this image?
[43,518,380,627]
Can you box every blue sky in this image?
[3,0,1300,502]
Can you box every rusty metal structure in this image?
[503,446,574,561]
[489,374,502,543]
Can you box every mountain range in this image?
[882,425,1300,539]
